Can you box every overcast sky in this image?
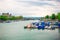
[0,0,60,17]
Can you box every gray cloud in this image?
[20,1,56,6]
[0,0,60,17]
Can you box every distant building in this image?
[2,13,12,17]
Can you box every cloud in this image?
[0,0,60,17]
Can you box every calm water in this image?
[0,20,60,40]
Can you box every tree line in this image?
[0,15,23,21]
[45,12,60,21]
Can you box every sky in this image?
[0,0,60,17]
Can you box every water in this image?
[0,20,60,40]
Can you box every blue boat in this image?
[37,25,41,30]
[45,22,50,27]
[37,25,45,30]
[58,22,60,28]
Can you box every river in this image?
[0,20,60,40]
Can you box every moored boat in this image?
[24,21,60,30]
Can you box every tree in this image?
[9,16,16,20]
[19,16,23,19]
[57,12,60,21]
[0,15,8,21]
[13,16,23,20]
[45,15,49,19]
[51,14,56,20]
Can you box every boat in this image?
[24,21,60,30]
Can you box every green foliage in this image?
[15,16,23,20]
[8,16,23,20]
[0,15,8,21]
[45,15,49,19]
[51,14,56,20]
[9,16,16,20]
[57,12,60,21]
[19,16,23,19]
[45,12,60,21]
[0,15,23,21]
